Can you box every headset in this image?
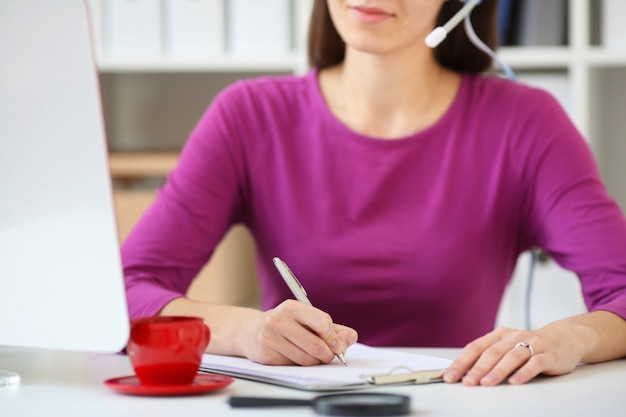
[426,0,516,80]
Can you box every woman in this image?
[122,0,626,386]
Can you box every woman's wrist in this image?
[544,310,626,363]
[159,296,263,357]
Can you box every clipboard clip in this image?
[365,366,446,385]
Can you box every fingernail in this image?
[463,374,478,386]
[443,370,457,382]
[481,375,496,385]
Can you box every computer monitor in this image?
[0,0,130,353]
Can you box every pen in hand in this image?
[272,257,348,366]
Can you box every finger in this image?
[444,330,505,383]
[477,344,537,386]
[321,328,347,358]
[309,316,347,357]
[260,340,316,366]
[335,325,359,348]
[286,320,338,364]
[256,316,328,366]
[460,340,514,386]
[271,301,344,363]
[279,300,347,358]
[508,356,543,385]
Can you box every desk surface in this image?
[1,346,624,417]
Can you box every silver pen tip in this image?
[337,352,347,366]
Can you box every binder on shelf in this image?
[163,0,224,58]
[200,343,452,392]
[102,0,162,59]
[226,0,291,57]
[497,0,515,46]
[602,0,626,50]
[511,0,567,46]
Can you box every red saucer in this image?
[104,373,234,396]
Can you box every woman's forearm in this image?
[159,296,261,357]
[159,296,359,366]
[562,310,626,363]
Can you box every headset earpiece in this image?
[425,0,482,48]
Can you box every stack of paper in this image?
[201,343,453,391]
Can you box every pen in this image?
[272,257,348,366]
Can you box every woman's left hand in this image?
[442,319,594,386]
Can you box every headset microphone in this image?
[425,0,482,48]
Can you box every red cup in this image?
[126,316,210,386]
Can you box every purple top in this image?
[122,70,626,347]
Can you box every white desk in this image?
[1,347,624,417]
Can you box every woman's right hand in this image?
[238,299,358,366]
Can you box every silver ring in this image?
[514,341,534,357]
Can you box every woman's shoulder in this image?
[188,70,321,152]
[449,73,572,141]
[215,70,317,111]
[463,73,562,113]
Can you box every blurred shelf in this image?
[586,48,626,67]
[498,47,573,69]
[97,54,306,73]
[109,152,179,178]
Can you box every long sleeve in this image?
[513,88,626,318]
[121,83,250,319]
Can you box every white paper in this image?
[201,343,452,390]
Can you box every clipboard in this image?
[199,343,452,392]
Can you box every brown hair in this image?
[307,0,499,73]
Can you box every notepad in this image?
[200,343,452,391]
